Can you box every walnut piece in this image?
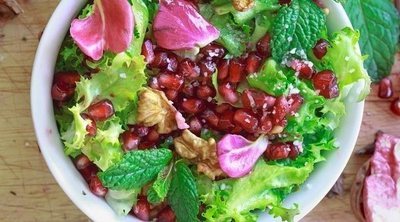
[174,130,224,179]
[231,0,254,12]
[137,88,177,134]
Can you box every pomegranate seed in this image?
[79,164,98,183]
[287,94,304,115]
[218,82,239,104]
[149,49,168,69]
[165,89,179,100]
[165,53,178,72]
[178,58,200,79]
[378,77,393,98]
[121,131,140,152]
[289,59,314,79]
[228,58,245,83]
[202,109,219,128]
[313,39,329,60]
[133,196,151,221]
[217,59,230,81]
[181,98,205,114]
[245,52,262,74]
[288,142,302,159]
[189,117,202,135]
[215,103,234,114]
[272,96,289,124]
[138,141,156,150]
[196,85,216,100]
[200,43,226,61]
[141,39,155,64]
[312,70,339,99]
[198,59,216,77]
[146,128,160,142]
[74,154,91,170]
[241,89,276,111]
[264,142,290,160]
[181,83,195,97]
[81,114,97,136]
[312,0,324,8]
[390,98,400,116]
[158,73,183,90]
[149,77,161,90]
[218,111,235,131]
[51,72,80,101]
[233,109,259,133]
[279,0,291,5]
[256,33,271,57]
[135,125,149,137]
[87,99,114,121]
[259,116,273,133]
[157,206,176,222]
[231,125,244,134]
[89,176,108,197]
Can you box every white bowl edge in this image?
[30,0,365,221]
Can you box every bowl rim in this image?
[31,0,365,221]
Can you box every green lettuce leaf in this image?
[147,163,173,204]
[127,0,150,56]
[269,204,300,222]
[105,188,140,215]
[55,37,89,75]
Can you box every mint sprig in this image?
[271,0,326,62]
[167,161,200,222]
[98,149,173,190]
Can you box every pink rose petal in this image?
[153,0,220,51]
[70,0,134,60]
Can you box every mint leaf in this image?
[99,149,173,190]
[344,0,400,81]
[167,161,199,222]
[271,0,326,62]
[147,163,173,204]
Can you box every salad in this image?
[52,0,371,221]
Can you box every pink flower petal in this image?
[217,134,268,178]
[70,0,134,60]
[153,0,220,51]
[175,111,189,129]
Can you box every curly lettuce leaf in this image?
[319,28,371,101]
[55,37,89,75]
[127,0,150,56]
[105,188,140,215]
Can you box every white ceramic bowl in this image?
[31,0,364,221]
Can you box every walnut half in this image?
[136,88,177,134]
[174,130,224,180]
[231,0,254,12]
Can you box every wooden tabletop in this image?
[1,1,399,221]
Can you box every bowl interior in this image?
[31,0,364,221]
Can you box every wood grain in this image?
[0,1,399,222]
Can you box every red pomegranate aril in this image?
[146,128,160,142]
[133,196,151,221]
[181,83,195,97]
[198,59,216,77]
[200,43,226,61]
[121,131,140,151]
[79,164,98,182]
[149,77,161,90]
[265,143,290,160]
[157,206,176,222]
[233,109,259,133]
[158,73,183,90]
[51,83,74,101]
[287,94,304,115]
[218,111,235,131]
[81,114,97,136]
[178,58,200,79]
[289,59,314,79]
[218,82,239,104]
[138,141,156,150]
[241,89,276,111]
[51,72,80,101]
[288,142,302,159]
[231,125,243,134]
[256,33,271,57]
[228,58,245,83]
[189,117,202,135]
[378,77,393,98]
[215,103,234,114]
[312,0,324,8]
[89,175,108,197]
[259,114,273,133]
[165,89,179,100]
[135,125,149,137]
[149,50,169,69]
[196,85,216,100]
[390,98,400,116]
[141,39,155,64]
[87,99,115,121]
[279,0,291,5]
[53,72,81,87]
[217,59,230,81]
[165,53,178,72]
[74,154,91,170]
[245,52,262,74]
[202,109,219,128]
[181,98,205,114]
[312,70,339,99]
[272,96,289,124]
[313,39,329,60]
